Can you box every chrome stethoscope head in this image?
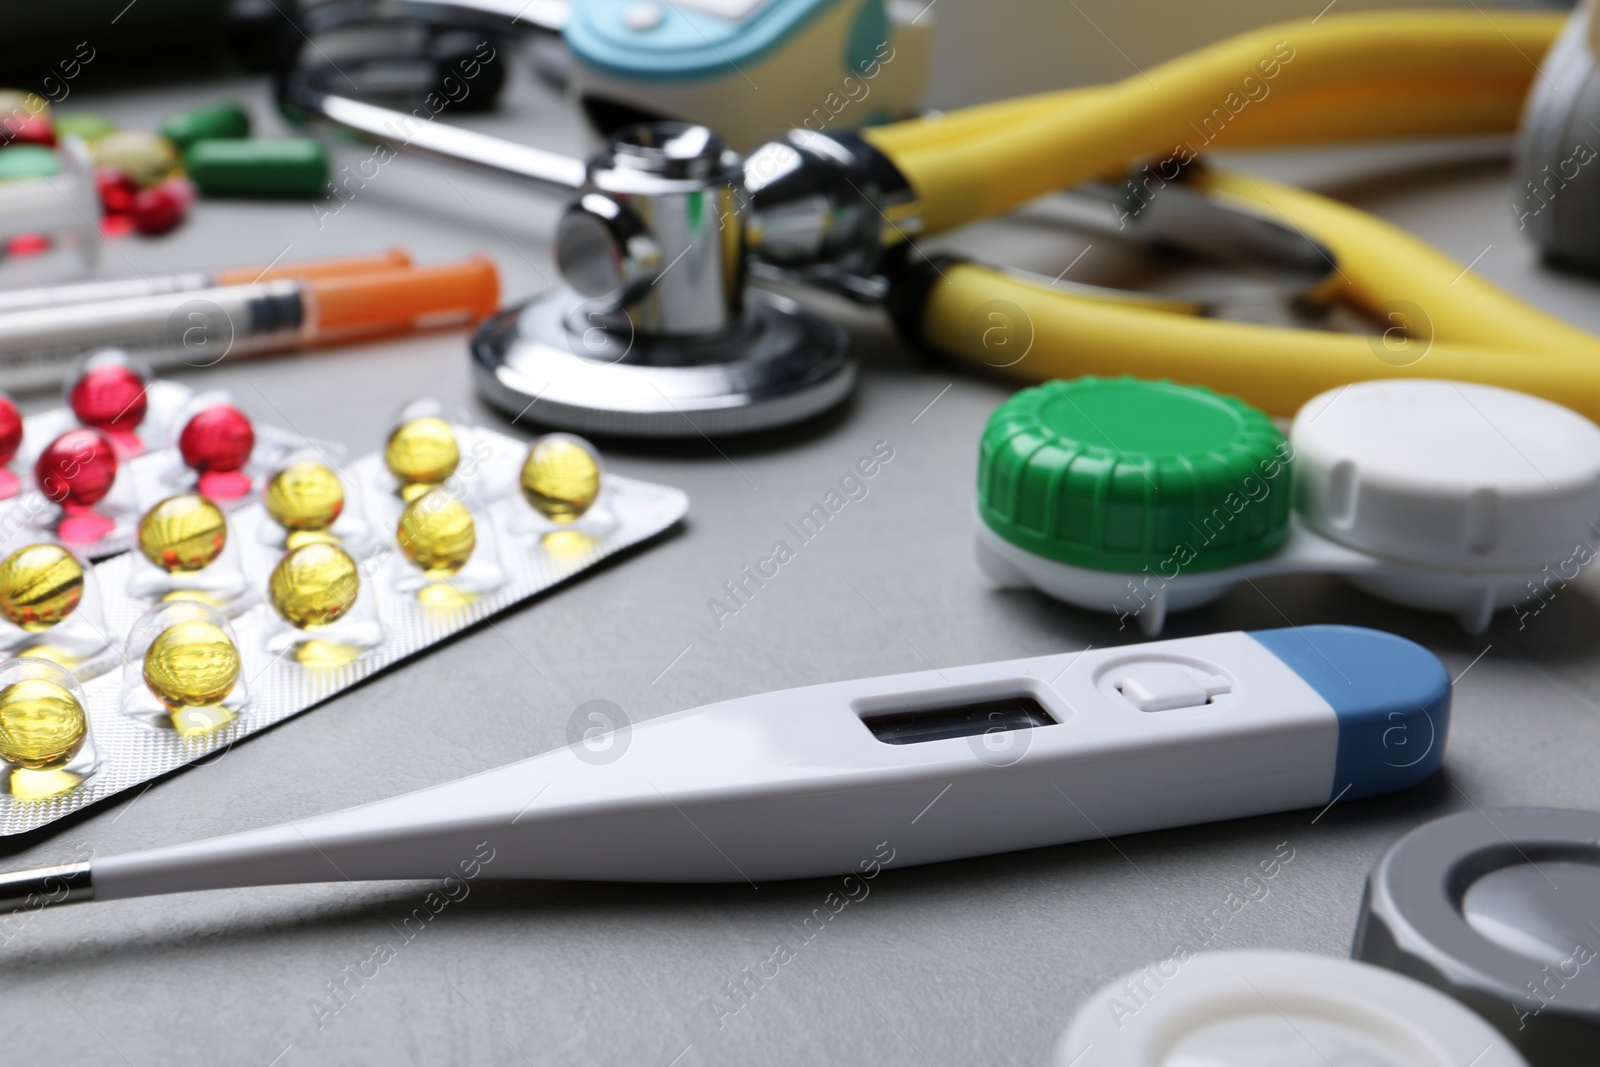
[282,29,913,435]
[276,0,1338,437]
[471,122,869,437]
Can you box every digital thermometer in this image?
[0,626,1448,910]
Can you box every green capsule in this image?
[53,113,115,141]
[0,145,59,181]
[184,138,328,198]
[159,102,250,152]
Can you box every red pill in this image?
[35,428,117,507]
[0,395,21,465]
[5,234,49,256]
[165,178,196,207]
[0,395,20,500]
[132,179,189,237]
[94,168,137,216]
[71,363,148,433]
[180,404,254,473]
[3,115,54,147]
[182,404,254,500]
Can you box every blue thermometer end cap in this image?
[1250,625,1450,801]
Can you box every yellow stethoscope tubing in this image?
[921,259,1600,425]
[1192,168,1600,357]
[863,10,1599,420]
[863,10,1565,236]
[874,75,1537,162]
[911,167,1600,424]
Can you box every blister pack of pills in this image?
[2,352,324,560]
[0,393,687,833]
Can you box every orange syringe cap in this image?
[215,247,413,286]
[306,256,501,345]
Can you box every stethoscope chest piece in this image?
[471,285,853,437]
[471,121,856,436]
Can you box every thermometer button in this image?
[1115,663,1230,712]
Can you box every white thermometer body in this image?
[7,626,1450,908]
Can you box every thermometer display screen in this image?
[862,696,1055,746]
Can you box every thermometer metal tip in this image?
[0,626,1449,915]
[0,862,92,912]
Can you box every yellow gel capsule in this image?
[0,545,84,632]
[0,91,48,125]
[142,620,241,708]
[269,542,359,630]
[385,416,459,492]
[0,678,87,770]
[520,436,601,522]
[138,494,227,573]
[266,461,345,532]
[397,490,475,577]
[90,129,179,187]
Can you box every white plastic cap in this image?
[0,134,99,276]
[1291,381,1600,571]
[1056,949,1528,1067]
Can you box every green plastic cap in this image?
[978,377,1293,573]
[184,138,328,199]
[0,144,59,181]
[160,102,251,152]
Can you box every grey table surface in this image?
[6,69,1600,1067]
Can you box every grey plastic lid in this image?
[1353,807,1600,1066]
